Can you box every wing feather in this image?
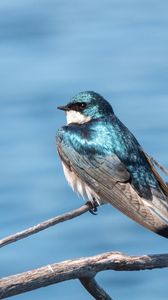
[57,136,168,238]
[143,151,168,197]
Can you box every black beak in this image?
[57,105,69,111]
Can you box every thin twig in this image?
[0,252,168,299]
[148,155,168,176]
[0,204,91,248]
[80,277,113,300]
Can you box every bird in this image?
[56,91,168,238]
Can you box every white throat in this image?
[66,110,91,124]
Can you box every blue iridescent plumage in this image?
[57,91,168,238]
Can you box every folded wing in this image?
[57,135,168,238]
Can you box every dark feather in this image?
[57,135,168,238]
[143,151,168,197]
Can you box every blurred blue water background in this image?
[0,1,168,299]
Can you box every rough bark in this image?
[0,252,168,299]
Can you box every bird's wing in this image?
[57,136,168,238]
[57,137,130,187]
[143,151,168,197]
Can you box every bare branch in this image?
[0,251,168,299]
[80,277,113,300]
[0,204,91,248]
[147,154,168,176]
[1,200,168,299]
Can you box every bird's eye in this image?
[68,102,87,111]
[79,103,87,109]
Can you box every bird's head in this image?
[57,91,114,124]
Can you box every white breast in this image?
[62,162,101,205]
[66,110,91,124]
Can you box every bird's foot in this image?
[86,199,98,215]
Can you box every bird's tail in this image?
[105,182,168,238]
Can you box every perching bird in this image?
[56,91,168,238]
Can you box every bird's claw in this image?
[86,200,98,215]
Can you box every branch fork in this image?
[0,201,168,299]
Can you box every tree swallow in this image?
[57,91,168,238]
